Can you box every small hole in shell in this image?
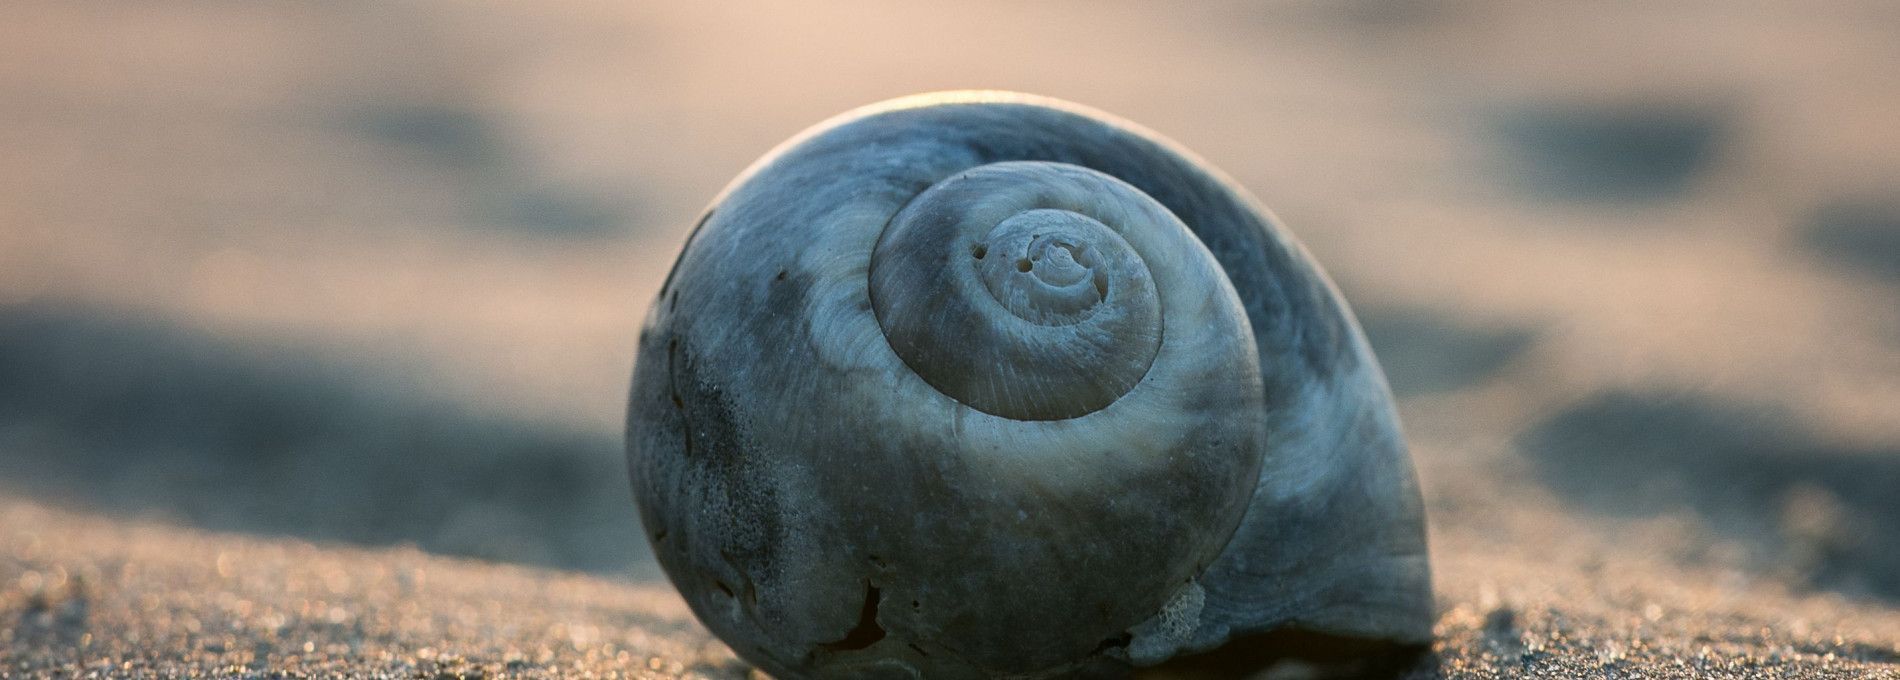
[817,584,886,652]
[971,243,987,260]
[1016,258,1032,273]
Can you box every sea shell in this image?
[626,91,1431,678]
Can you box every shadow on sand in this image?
[0,303,647,576]
[1520,391,1900,602]
[1801,197,1900,283]
[350,103,633,237]
[1492,101,1728,203]
[1355,306,1536,397]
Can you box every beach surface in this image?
[2,1,1898,677]
[6,498,1898,678]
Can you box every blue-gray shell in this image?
[626,92,1431,679]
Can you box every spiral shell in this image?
[627,92,1431,678]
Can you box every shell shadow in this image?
[1518,391,1900,602]
[0,303,647,576]
[1134,629,1431,680]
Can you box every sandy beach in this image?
[2,1,1898,677]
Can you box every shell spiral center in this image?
[870,162,1166,421]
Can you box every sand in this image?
[2,1,1898,677]
[5,498,1897,678]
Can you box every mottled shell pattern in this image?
[626,92,1431,679]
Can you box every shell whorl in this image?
[870,162,1170,421]
[629,93,1432,679]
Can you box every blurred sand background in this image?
[2,1,1898,677]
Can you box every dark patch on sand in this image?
[350,104,631,236]
[1356,306,1535,396]
[1800,198,1900,281]
[1493,102,1726,203]
[1334,0,1463,28]
[0,304,642,575]
[1520,391,1900,601]
[356,105,504,169]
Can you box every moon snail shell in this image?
[627,92,1432,678]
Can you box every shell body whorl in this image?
[628,92,1432,679]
